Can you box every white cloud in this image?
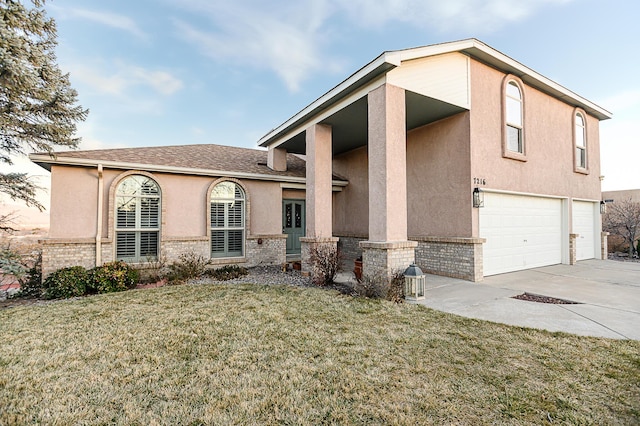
[170,0,571,91]
[72,61,184,97]
[172,0,341,92]
[337,0,573,32]
[64,8,148,39]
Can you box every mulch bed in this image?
[512,292,580,304]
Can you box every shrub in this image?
[137,256,167,284]
[204,265,248,281]
[355,271,386,299]
[42,266,89,300]
[309,244,342,286]
[167,251,211,283]
[355,269,405,303]
[386,270,405,304]
[16,250,43,299]
[89,261,139,294]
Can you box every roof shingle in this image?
[38,144,310,178]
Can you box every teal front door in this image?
[283,200,305,255]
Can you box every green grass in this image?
[1,283,638,425]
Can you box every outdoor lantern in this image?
[600,200,607,215]
[404,264,425,301]
[473,187,484,208]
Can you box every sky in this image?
[1,0,639,228]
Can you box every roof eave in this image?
[28,154,349,186]
[258,51,402,148]
[258,39,611,149]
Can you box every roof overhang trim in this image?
[258,39,611,150]
[29,154,349,187]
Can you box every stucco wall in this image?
[332,146,369,237]
[468,59,602,235]
[332,113,472,239]
[406,112,472,237]
[49,165,99,238]
[48,166,284,240]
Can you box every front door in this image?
[283,200,305,255]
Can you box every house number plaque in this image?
[473,177,487,185]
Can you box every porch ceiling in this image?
[276,90,467,156]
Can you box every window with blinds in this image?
[115,175,160,262]
[210,181,245,258]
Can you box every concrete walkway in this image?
[415,260,640,340]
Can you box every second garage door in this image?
[572,201,597,261]
[480,193,563,276]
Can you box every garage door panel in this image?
[480,193,562,276]
[573,201,596,261]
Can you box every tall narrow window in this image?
[115,175,160,262]
[575,112,587,169]
[505,81,524,153]
[210,181,245,258]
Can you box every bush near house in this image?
[88,261,140,294]
[308,244,342,286]
[41,262,140,300]
[204,265,248,281]
[42,266,90,300]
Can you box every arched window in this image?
[575,112,587,169]
[115,175,160,262]
[505,81,524,153]
[210,181,245,258]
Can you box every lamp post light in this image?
[404,264,425,301]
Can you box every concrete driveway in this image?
[418,259,640,340]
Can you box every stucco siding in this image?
[468,59,601,200]
[332,146,369,236]
[48,165,284,241]
[49,165,99,239]
[387,52,470,109]
[245,180,283,235]
[406,112,473,237]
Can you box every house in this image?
[31,39,612,281]
[602,189,640,204]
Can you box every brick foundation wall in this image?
[42,234,287,278]
[41,239,97,278]
[300,237,339,274]
[360,241,417,279]
[412,236,484,282]
[162,238,209,261]
[245,234,287,266]
[336,234,367,271]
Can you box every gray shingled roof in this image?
[35,144,316,179]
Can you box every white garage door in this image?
[572,201,596,261]
[480,193,563,276]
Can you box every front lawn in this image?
[1,283,638,424]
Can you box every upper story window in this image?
[505,81,524,153]
[115,175,160,262]
[210,181,245,258]
[575,112,587,170]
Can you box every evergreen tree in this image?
[1,0,87,210]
